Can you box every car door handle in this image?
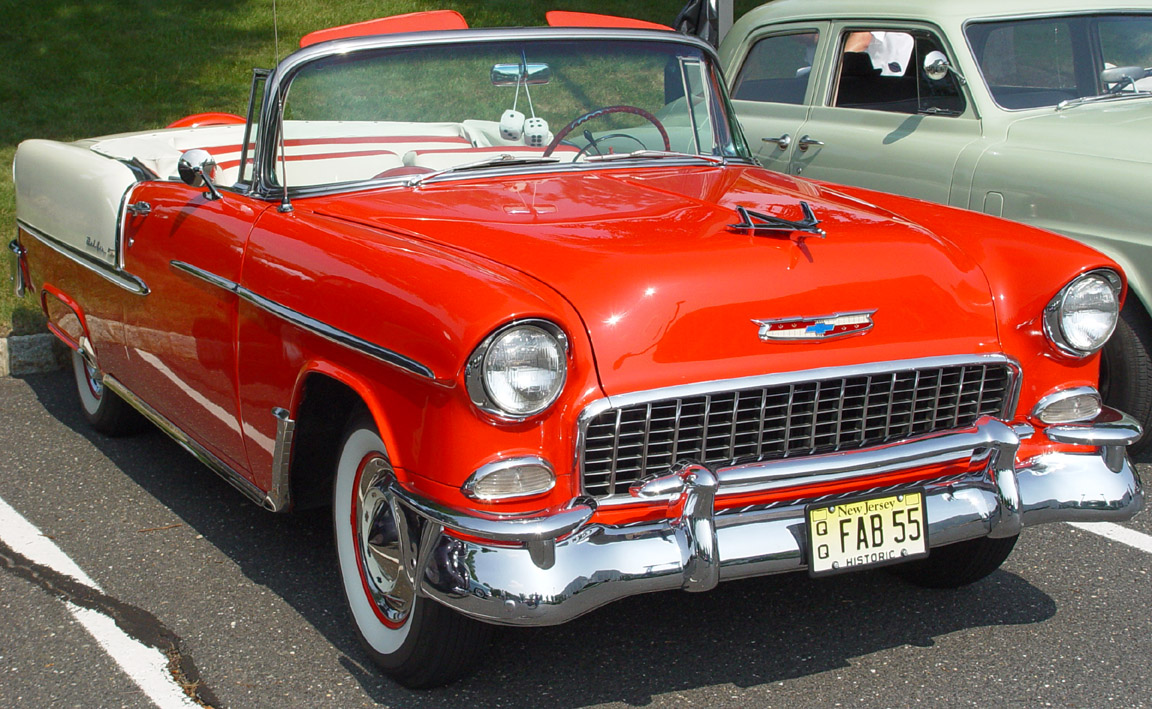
[797,135,824,151]
[761,134,791,150]
[127,201,152,217]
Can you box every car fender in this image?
[971,144,1152,318]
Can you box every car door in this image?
[119,181,268,475]
[784,23,983,204]
[724,23,829,172]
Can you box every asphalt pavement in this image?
[2,370,1151,708]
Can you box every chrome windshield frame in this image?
[250,26,751,200]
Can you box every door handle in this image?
[127,201,152,217]
[761,134,791,150]
[797,135,824,151]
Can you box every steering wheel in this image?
[543,105,671,158]
[574,132,648,161]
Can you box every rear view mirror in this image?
[491,62,552,86]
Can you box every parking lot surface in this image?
[2,371,1150,708]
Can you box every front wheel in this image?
[889,535,1017,589]
[1099,303,1152,456]
[332,413,492,688]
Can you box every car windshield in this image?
[265,37,751,188]
[965,13,1152,110]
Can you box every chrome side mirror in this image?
[923,50,966,85]
[177,149,223,201]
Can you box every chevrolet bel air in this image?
[8,10,1144,688]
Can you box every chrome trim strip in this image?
[170,260,437,380]
[391,486,596,543]
[576,353,1022,503]
[18,220,149,296]
[631,416,1015,500]
[102,375,270,508]
[1047,406,1142,447]
[8,239,26,297]
[266,407,296,512]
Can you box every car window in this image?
[831,29,966,115]
[1098,16,1152,91]
[731,31,819,104]
[966,18,1080,109]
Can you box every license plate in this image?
[806,491,928,576]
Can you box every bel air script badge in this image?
[754,310,876,342]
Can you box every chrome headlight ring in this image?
[465,319,569,420]
[1043,269,1121,357]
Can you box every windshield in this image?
[966,13,1152,110]
[267,37,751,188]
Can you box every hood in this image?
[1006,98,1152,163]
[308,166,1001,395]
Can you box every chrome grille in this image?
[580,361,1014,499]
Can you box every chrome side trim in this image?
[170,260,436,380]
[18,220,149,296]
[8,239,26,297]
[102,375,270,508]
[266,407,296,512]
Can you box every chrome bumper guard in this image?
[393,410,1142,627]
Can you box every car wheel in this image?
[1100,303,1152,456]
[333,412,492,688]
[889,535,1017,589]
[71,351,144,435]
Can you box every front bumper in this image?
[394,410,1142,627]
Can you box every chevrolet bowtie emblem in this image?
[753,310,876,342]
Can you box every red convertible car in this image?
[8,10,1144,687]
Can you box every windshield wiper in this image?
[1057,90,1152,111]
[585,150,725,164]
[405,153,560,187]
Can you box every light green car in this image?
[718,0,1152,451]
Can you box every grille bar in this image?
[580,360,1015,499]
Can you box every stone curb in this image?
[1,333,68,377]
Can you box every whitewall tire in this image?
[332,412,492,688]
[71,351,143,436]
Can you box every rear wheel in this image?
[71,351,144,435]
[1100,303,1152,456]
[890,535,1018,589]
[332,412,492,688]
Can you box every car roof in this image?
[736,0,1152,26]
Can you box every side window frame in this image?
[826,22,975,118]
[727,22,830,106]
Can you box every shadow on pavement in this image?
[19,370,1058,707]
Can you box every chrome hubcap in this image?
[83,357,103,398]
[356,456,415,625]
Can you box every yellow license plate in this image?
[806,491,928,576]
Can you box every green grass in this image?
[0,0,760,336]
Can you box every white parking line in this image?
[1068,521,1152,555]
[0,495,198,709]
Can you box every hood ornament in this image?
[754,310,876,342]
[730,202,825,238]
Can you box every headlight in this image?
[1043,270,1121,356]
[466,320,568,419]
